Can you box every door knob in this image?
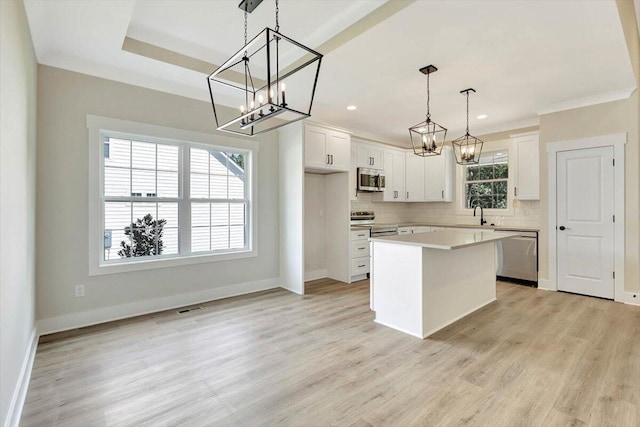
[559,226,566,230]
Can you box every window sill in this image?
[90,249,257,276]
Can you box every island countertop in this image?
[369,230,519,250]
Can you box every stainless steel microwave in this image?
[357,167,385,192]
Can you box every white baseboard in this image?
[618,291,640,306]
[374,319,424,339]
[537,279,553,291]
[421,297,497,338]
[350,274,368,283]
[4,327,38,427]
[37,277,280,335]
[304,269,327,282]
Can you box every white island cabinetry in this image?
[370,230,517,338]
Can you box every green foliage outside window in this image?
[465,159,508,209]
[228,153,245,171]
[118,214,167,258]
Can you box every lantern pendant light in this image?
[409,65,447,156]
[452,88,484,165]
[207,0,322,137]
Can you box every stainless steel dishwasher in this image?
[495,230,538,286]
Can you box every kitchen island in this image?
[370,230,518,339]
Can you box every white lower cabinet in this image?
[350,229,370,281]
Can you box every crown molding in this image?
[537,87,637,115]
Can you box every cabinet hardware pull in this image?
[327,154,330,164]
[330,154,334,165]
[358,264,365,268]
[406,191,409,199]
[514,187,517,197]
[442,190,444,198]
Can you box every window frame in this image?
[87,115,259,276]
[456,147,515,216]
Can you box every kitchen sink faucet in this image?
[473,205,487,226]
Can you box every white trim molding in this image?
[4,328,38,427]
[86,115,260,276]
[304,269,328,282]
[37,277,280,335]
[537,87,637,116]
[547,133,631,304]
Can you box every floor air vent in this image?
[177,306,203,314]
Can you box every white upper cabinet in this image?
[424,146,454,202]
[304,124,351,172]
[356,142,384,169]
[405,152,425,202]
[379,148,406,202]
[511,131,540,200]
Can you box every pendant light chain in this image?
[275,0,280,32]
[426,72,431,122]
[465,91,470,135]
[244,11,248,45]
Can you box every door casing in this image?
[547,133,629,303]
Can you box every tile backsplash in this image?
[352,192,540,228]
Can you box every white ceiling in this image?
[24,0,636,146]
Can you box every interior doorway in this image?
[547,133,626,302]
[556,146,615,299]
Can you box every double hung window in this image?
[96,127,253,273]
[464,151,509,209]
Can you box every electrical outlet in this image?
[75,285,85,297]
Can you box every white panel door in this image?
[304,126,328,169]
[382,150,396,201]
[556,146,615,299]
[356,144,372,168]
[369,146,383,169]
[405,154,425,202]
[513,133,540,200]
[424,151,446,201]
[327,131,350,171]
[392,151,406,201]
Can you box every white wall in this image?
[278,124,304,294]
[0,0,38,425]
[36,66,280,331]
[304,173,326,278]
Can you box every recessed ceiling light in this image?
[347,105,357,111]
[477,114,488,120]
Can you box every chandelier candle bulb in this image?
[281,82,286,106]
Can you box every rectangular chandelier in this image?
[207,27,322,137]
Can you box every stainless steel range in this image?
[350,211,398,237]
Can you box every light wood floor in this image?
[22,280,640,427]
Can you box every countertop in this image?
[369,230,520,250]
[353,222,539,232]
